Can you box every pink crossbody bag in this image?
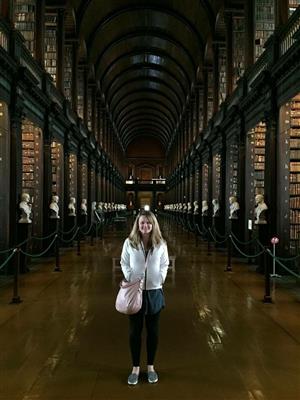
[115,256,148,315]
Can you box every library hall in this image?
[2,1,300,399]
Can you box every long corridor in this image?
[1,224,300,400]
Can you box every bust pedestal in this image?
[256,223,269,273]
[17,223,31,273]
[66,215,76,246]
[202,215,211,240]
[79,213,87,240]
[212,216,223,248]
[229,219,239,255]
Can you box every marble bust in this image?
[254,194,268,224]
[229,196,239,220]
[19,192,32,223]
[202,200,208,216]
[68,197,76,216]
[212,199,220,218]
[49,195,60,219]
[81,198,87,215]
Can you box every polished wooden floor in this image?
[1,222,300,400]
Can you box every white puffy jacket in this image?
[120,238,169,290]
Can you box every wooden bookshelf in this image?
[44,12,57,84]
[51,141,63,196]
[207,70,213,122]
[69,153,77,198]
[81,162,88,200]
[77,68,84,119]
[64,44,73,103]
[255,0,275,60]
[14,0,36,56]
[202,162,209,202]
[21,119,42,234]
[250,122,266,196]
[233,16,245,89]
[90,169,96,202]
[228,141,239,197]
[289,95,300,253]
[87,87,92,131]
[212,153,221,200]
[218,46,226,105]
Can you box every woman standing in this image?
[120,210,169,385]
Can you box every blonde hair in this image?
[128,210,165,249]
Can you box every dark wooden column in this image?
[225,12,233,97]
[212,44,219,114]
[9,103,23,246]
[35,0,45,66]
[202,69,208,128]
[237,113,246,240]
[63,133,71,226]
[264,107,278,240]
[220,131,227,235]
[71,41,79,112]
[245,0,255,68]
[83,66,88,127]
[56,8,65,94]
[195,86,200,138]
[275,0,289,27]
[43,112,53,235]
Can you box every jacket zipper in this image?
[142,243,149,314]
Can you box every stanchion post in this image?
[11,248,22,304]
[54,234,62,272]
[225,235,232,272]
[263,248,272,303]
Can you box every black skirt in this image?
[140,289,165,315]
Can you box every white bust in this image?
[212,199,220,217]
[254,194,268,224]
[202,200,208,216]
[193,200,199,215]
[68,197,76,216]
[81,198,87,215]
[19,192,32,223]
[187,202,192,214]
[50,195,60,219]
[183,203,188,213]
[229,196,239,219]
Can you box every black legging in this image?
[129,311,161,367]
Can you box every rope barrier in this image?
[266,249,300,278]
[195,223,204,236]
[19,235,57,258]
[230,235,266,258]
[271,252,300,262]
[59,227,80,244]
[31,231,57,241]
[0,249,17,271]
[80,222,94,236]
[59,223,77,236]
[208,228,227,244]
[230,231,264,248]
[211,225,226,239]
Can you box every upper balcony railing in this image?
[279,6,300,56]
[125,178,166,185]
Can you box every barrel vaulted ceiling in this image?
[66,0,224,154]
